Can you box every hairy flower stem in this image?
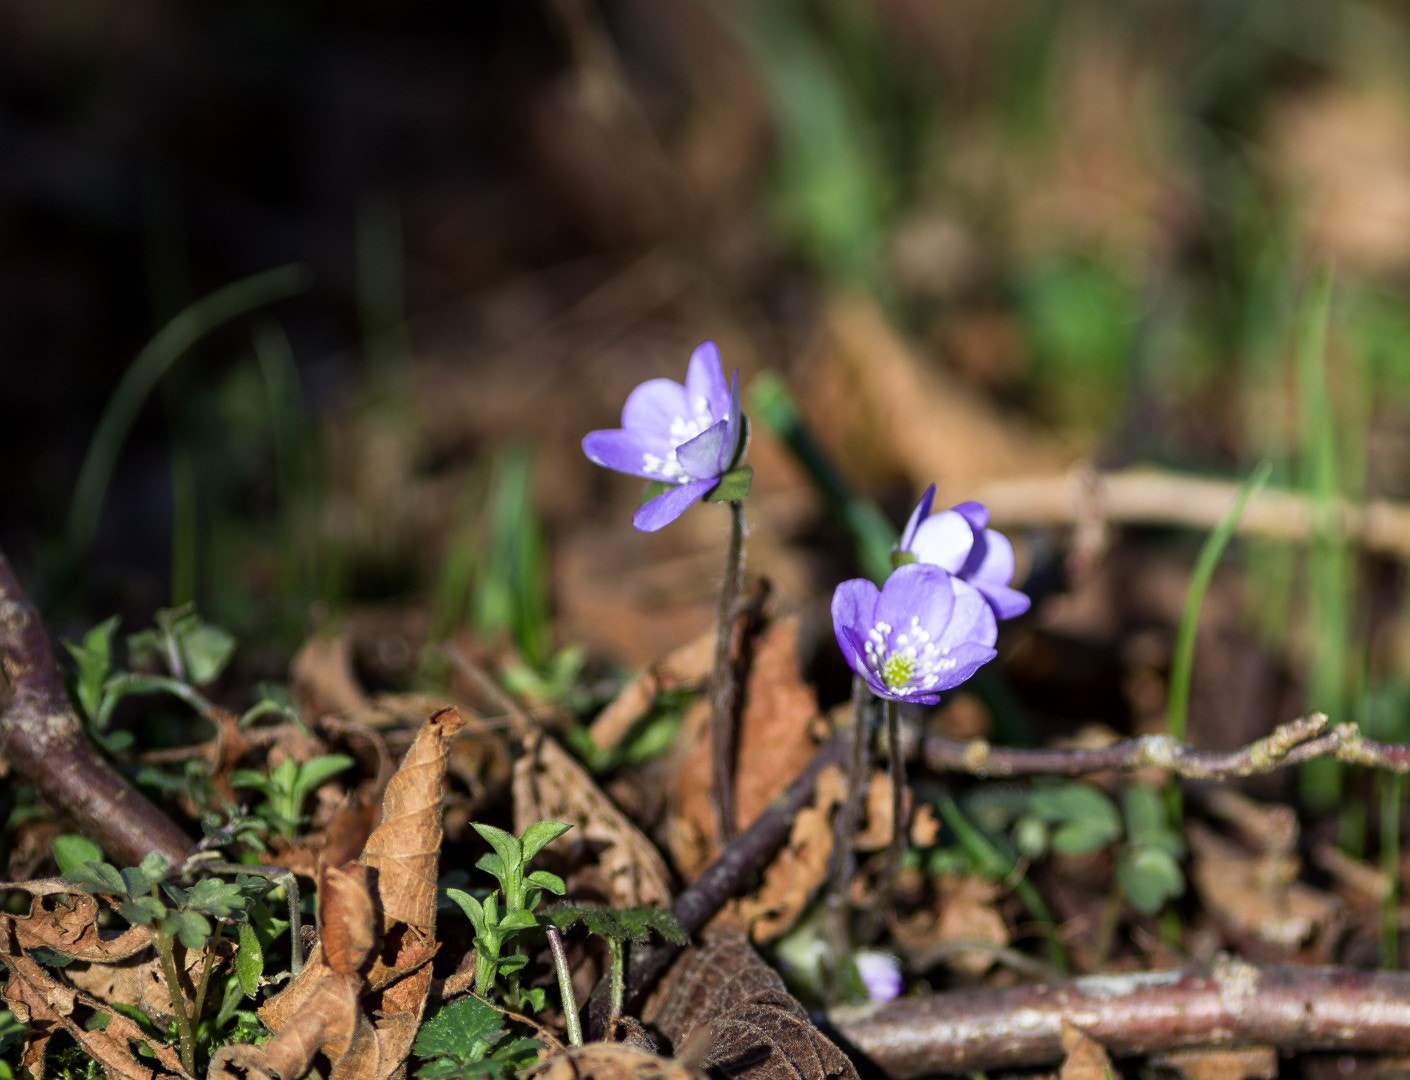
[711,500,746,843]
[826,677,871,965]
[546,926,583,1047]
[155,924,196,1075]
[881,698,907,920]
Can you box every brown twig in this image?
[828,958,1410,1075]
[980,464,1410,559]
[0,550,192,867]
[919,712,1410,779]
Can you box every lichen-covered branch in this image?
[828,959,1410,1076]
[0,550,191,867]
[920,712,1410,780]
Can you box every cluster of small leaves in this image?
[930,780,1186,915]
[446,822,571,1012]
[0,1009,23,1080]
[413,995,542,1080]
[55,840,250,950]
[229,753,354,839]
[63,605,296,755]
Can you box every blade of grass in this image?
[67,264,311,556]
[1165,459,1273,820]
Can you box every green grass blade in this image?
[67,264,311,555]
[1165,460,1272,744]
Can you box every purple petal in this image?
[898,484,937,552]
[837,625,873,683]
[621,378,688,435]
[908,511,975,574]
[951,501,990,529]
[940,580,999,651]
[978,583,1031,620]
[685,341,730,417]
[722,370,743,470]
[583,429,672,480]
[930,641,998,691]
[964,529,1016,585]
[631,477,716,532]
[875,563,956,644]
[832,578,880,650]
[675,418,728,480]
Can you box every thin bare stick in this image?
[828,958,1410,1076]
[980,464,1410,559]
[0,550,192,867]
[918,712,1410,779]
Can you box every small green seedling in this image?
[412,994,542,1080]
[445,821,571,1012]
[1116,785,1186,915]
[544,904,686,1022]
[230,754,354,839]
[55,844,274,1075]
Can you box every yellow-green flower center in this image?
[881,653,916,691]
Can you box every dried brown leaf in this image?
[1151,1045,1277,1080]
[2,945,184,1079]
[322,863,377,979]
[361,705,465,929]
[513,731,673,909]
[528,1043,703,1080]
[588,629,714,753]
[669,617,823,879]
[3,890,152,962]
[647,933,859,1080]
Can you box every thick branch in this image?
[920,712,1410,780]
[980,465,1410,559]
[828,959,1410,1075]
[0,550,192,867]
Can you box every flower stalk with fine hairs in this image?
[582,341,752,840]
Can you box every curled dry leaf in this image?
[669,616,823,879]
[889,873,1010,978]
[514,731,673,909]
[214,707,462,1080]
[2,946,185,1079]
[3,889,152,962]
[527,1042,704,1080]
[646,933,859,1080]
[64,942,209,1027]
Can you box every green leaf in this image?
[702,465,753,503]
[1122,786,1173,845]
[1029,783,1121,830]
[475,853,507,885]
[446,889,488,937]
[1118,847,1185,915]
[518,821,572,864]
[169,909,213,950]
[519,986,546,1014]
[471,824,523,879]
[52,835,104,877]
[229,770,273,793]
[235,922,264,997]
[186,878,246,919]
[63,616,119,723]
[122,867,155,898]
[523,870,565,897]
[119,896,167,927]
[293,754,355,800]
[177,618,237,686]
[67,860,126,896]
[496,954,528,976]
[413,995,505,1062]
[497,910,539,933]
[1051,819,1120,856]
[136,852,171,887]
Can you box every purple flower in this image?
[582,341,745,532]
[897,486,1030,619]
[853,950,903,1003]
[832,563,998,705]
